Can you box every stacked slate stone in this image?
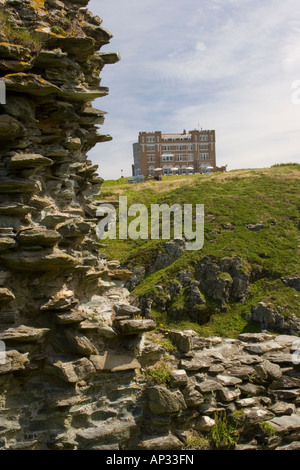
[0,0,156,450]
[141,330,300,451]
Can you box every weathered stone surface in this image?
[0,350,29,375]
[197,379,223,394]
[217,387,241,402]
[254,360,282,382]
[0,325,50,342]
[170,369,188,387]
[76,420,136,446]
[0,178,39,193]
[238,407,275,425]
[165,329,195,353]
[195,415,215,431]
[1,249,80,271]
[64,329,98,356]
[10,153,53,170]
[270,402,296,416]
[4,73,60,96]
[48,358,95,383]
[117,319,156,335]
[183,387,204,407]
[268,415,300,434]
[17,227,62,246]
[244,341,284,355]
[114,303,141,316]
[137,434,183,450]
[40,287,77,311]
[0,114,25,141]
[54,311,86,325]
[216,374,243,386]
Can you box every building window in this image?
[200,144,208,150]
[164,145,170,151]
[200,153,209,160]
[147,145,155,151]
[147,136,155,142]
[149,166,155,174]
[182,165,187,175]
[188,154,194,161]
[176,155,183,161]
[147,155,155,162]
[187,144,193,150]
[177,145,182,150]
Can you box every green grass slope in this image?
[97,164,300,337]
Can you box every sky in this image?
[88,0,300,180]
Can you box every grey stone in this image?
[182,384,204,407]
[270,402,296,416]
[64,329,98,356]
[195,415,215,431]
[197,379,223,393]
[0,325,50,342]
[0,350,29,375]
[216,374,243,386]
[116,319,156,335]
[244,341,284,355]
[217,387,241,402]
[0,114,25,141]
[254,360,282,382]
[10,153,53,169]
[268,414,300,434]
[48,358,95,383]
[17,227,62,246]
[170,369,188,387]
[238,407,275,425]
[137,434,183,450]
[114,303,141,316]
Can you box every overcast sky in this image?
[88,0,300,180]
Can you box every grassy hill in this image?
[97,164,300,338]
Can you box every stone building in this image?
[133,129,217,177]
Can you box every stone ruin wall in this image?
[0,0,299,451]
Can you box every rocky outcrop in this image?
[195,256,250,304]
[246,302,300,336]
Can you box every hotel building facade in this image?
[132,129,217,177]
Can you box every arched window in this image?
[163,165,173,175]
